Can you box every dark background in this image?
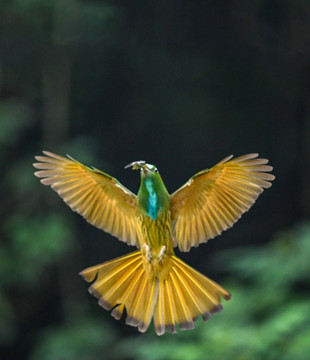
[1,1,310,359]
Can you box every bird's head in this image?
[125,161,160,179]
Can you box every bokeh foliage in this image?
[0,0,310,359]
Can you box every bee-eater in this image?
[33,152,274,335]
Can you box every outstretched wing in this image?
[34,151,142,247]
[170,154,275,252]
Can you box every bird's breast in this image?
[144,179,159,220]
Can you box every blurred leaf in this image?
[6,0,53,9]
[0,291,16,346]
[31,318,118,360]
[4,213,73,285]
[218,223,310,289]
[283,326,310,360]
[5,155,39,203]
[59,135,101,165]
[0,100,33,147]
[0,243,12,285]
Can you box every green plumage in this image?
[137,164,170,220]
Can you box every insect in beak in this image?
[124,160,146,170]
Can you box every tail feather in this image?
[89,254,142,310]
[153,255,231,335]
[81,251,139,283]
[124,272,159,333]
[80,251,231,336]
[80,251,159,333]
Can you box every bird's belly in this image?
[140,212,173,251]
[140,212,174,281]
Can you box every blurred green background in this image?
[1,1,310,359]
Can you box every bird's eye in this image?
[154,168,158,173]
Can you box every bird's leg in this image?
[142,244,152,263]
[158,245,167,263]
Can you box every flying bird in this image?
[33,151,274,335]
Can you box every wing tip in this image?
[42,150,55,157]
[66,153,78,162]
[36,150,73,163]
[33,170,42,178]
[219,154,234,165]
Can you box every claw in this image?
[158,246,167,262]
[142,244,152,263]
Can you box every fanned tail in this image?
[80,252,231,335]
[79,251,158,333]
[153,255,231,335]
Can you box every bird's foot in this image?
[158,246,167,263]
[142,244,152,263]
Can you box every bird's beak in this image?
[141,166,150,174]
[124,160,146,170]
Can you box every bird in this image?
[33,151,274,335]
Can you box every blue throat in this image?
[145,179,159,220]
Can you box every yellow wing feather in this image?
[33,151,142,247]
[170,154,275,251]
